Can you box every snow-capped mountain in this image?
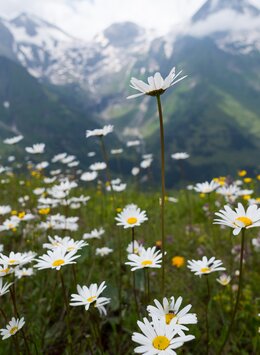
[189,0,260,54]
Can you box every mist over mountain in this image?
[0,0,259,184]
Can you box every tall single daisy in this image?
[70,281,110,315]
[126,246,162,271]
[194,180,220,194]
[115,205,148,229]
[0,317,25,340]
[213,203,260,236]
[132,317,195,354]
[187,256,225,277]
[127,66,187,293]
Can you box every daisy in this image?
[86,125,113,138]
[0,205,11,215]
[0,265,13,277]
[126,246,162,271]
[126,240,143,255]
[213,203,260,236]
[0,317,25,340]
[147,297,197,329]
[216,274,231,286]
[52,153,67,163]
[83,227,105,240]
[25,143,45,154]
[43,235,88,252]
[187,256,225,277]
[95,247,113,257]
[15,267,34,279]
[0,251,36,266]
[194,180,220,194]
[80,171,98,182]
[127,66,187,99]
[70,281,110,315]
[89,162,107,171]
[132,317,195,354]
[0,278,13,297]
[115,205,148,229]
[171,152,190,160]
[34,247,80,270]
[3,135,24,145]
[127,140,140,147]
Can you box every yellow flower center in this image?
[52,259,65,267]
[235,217,252,227]
[1,268,10,274]
[87,296,97,303]
[201,267,211,273]
[10,326,18,335]
[9,259,17,265]
[165,312,176,324]
[141,260,152,266]
[127,217,137,225]
[67,246,75,251]
[152,335,170,350]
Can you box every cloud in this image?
[0,0,205,39]
[187,9,260,37]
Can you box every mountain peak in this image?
[192,0,260,22]
[103,22,145,47]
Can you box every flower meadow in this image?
[0,67,260,355]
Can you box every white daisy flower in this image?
[0,251,36,266]
[95,247,113,257]
[34,247,80,270]
[194,180,220,194]
[171,152,190,160]
[25,143,45,154]
[89,162,107,171]
[216,274,231,286]
[147,297,197,329]
[83,227,105,240]
[3,135,23,145]
[0,278,13,297]
[43,235,88,252]
[126,140,140,147]
[0,205,11,215]
[51,153,67,163]
[132,317,195,354]
[14,267,34,279]
[0,317,25,340]
[86,125,113,138]
[115,205,148,229]
[126,240,143,255]
[214,203,260,236]
[70,281,110,315]
[126,246,162,271]
[127,66,187,99]
[80,171,98,182]
[0,265,13,277]
[187,256,225,277]
[111,148,123,155]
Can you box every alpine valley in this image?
[0,0,260,185]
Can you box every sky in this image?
[0,0,259,40]
[0,0,205,39]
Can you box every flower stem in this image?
[205,276,210,355]
[131,227,139,316]
[218,229,246,354]
[99,136,114,198]
[59,271,73,354]
[156,94,166,294]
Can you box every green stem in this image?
[100,136,114,198]
[218,229,246,354]
[205,276,210,355]
[131,228,139,316]
[59,271,73,355]
[156,94,166,294]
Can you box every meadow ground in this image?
[0,169,259,354]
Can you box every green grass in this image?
[0,170,259,354]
